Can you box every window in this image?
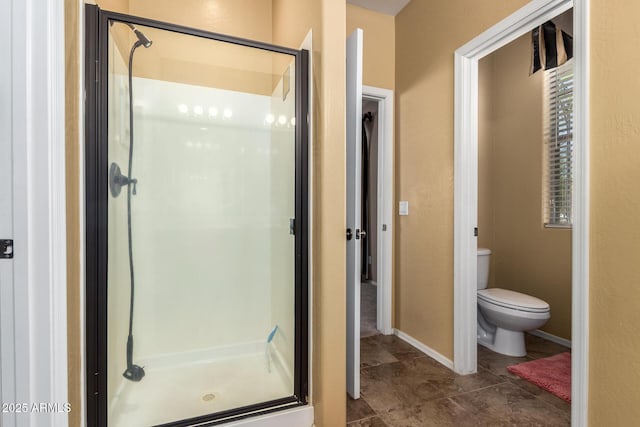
[543,60,574,227]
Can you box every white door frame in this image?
[453,0,588,425]
[362,86,394,336]
[1,0,68,426]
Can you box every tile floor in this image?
[348,333,571,426]
[361,282,378,338]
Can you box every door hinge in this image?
[289,218,295,235]
[346,228,353,241]
[474,227,478,237]
[382,224,387,231]
[0,240,13,259]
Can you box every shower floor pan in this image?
[109,352,291,427]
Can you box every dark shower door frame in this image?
[84,5,309,426]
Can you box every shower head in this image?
[126,23,153,48]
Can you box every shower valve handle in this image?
[118,175,137,194]
[115,173,137,193]
[109,163,139,198]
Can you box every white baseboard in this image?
[394,329,454,370]
[528,329,571,349]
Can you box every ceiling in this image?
[346,0,411,16]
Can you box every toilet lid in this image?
[477,288,550,313]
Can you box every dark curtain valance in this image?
[530,20,573,75]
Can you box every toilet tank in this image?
[477,248,491,290]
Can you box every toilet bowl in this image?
[477,248,550,357]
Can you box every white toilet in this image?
[477,248,550,357]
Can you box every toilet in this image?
[477,248,550,357]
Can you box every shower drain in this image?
[201,393,216,402]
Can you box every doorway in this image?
[361,88,394,340]
[453,0,588,424]
[347,88,394,399]
[360,98,379,339]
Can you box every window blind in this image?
[543,60,574,227]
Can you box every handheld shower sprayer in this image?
[111,22,153,383]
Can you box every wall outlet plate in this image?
[399,201,409,216]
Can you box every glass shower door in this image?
[85,6,308,427]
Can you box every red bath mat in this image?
[507,352,571,402]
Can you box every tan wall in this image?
[477,57,494,286]
[346,4,395,90]
[130,0,271,41]
[128,0,274,95]
[478,34,572,340]
[97,0,272,41]
[394,0,530,359]
[272,1,347,425]
[123,24,276,95]
[65,1,82,425]
[90,0,127,12]
[99,0,275,94]
[589,0,640,423]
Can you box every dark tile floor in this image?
[361,282,378,338]
[348,334,571,426]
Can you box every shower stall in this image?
[85,5,309,426]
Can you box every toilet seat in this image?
[477,288,549,313]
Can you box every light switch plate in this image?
[399,201,409,216]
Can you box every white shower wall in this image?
[132,78,292,359]
[108,72,298,407]
[132,117,273,356]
